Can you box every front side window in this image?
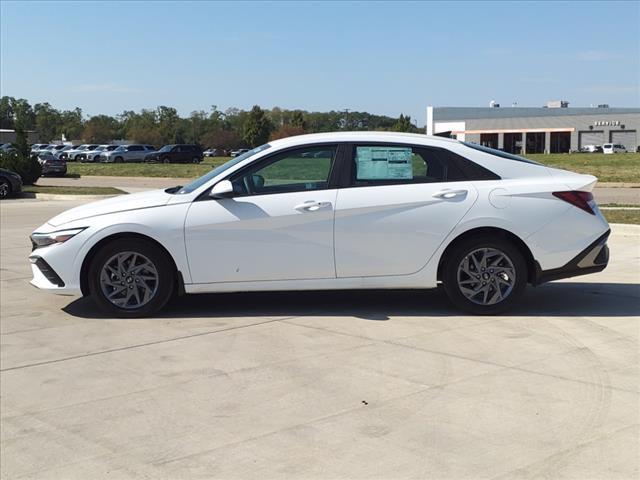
[231,146,336,196]
[177,144,271,194]
[351,145,459,186]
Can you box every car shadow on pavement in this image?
[62,282,640,319]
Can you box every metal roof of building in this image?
[433,107,640,121]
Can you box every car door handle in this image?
[433,189,468,200]
[294,201,331,212]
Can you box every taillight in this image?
[552,191,596,215]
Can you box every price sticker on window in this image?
[356,147,413,180]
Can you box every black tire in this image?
[162,157,170,164]
[88,237,175,318]
[192,157,200,163]
[115,156,123,163]
[442,235,527,315]
[0,178,10,199]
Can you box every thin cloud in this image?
[72,83,140,93]
[579,85,640,94]
[481,47,513,56]
[577,49,623,61]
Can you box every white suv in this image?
[602,143,627,154]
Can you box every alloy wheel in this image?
[456,248,516,305]
[100,251,159,309]
[0,180,9,198]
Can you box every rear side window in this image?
[350,144,469,186]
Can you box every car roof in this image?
[268,131,458,149]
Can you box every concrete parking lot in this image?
[1,198,639,479]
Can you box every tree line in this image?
[0,96,421,149]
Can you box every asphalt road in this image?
[36,175,640,204]
[1,199,639,479]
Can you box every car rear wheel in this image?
[0,179,10,199]
[88,238,175,318]
[442,235,527,315]
[192,157,200,163]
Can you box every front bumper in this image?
[534,230,610,285]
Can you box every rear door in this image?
[334,143,479,278]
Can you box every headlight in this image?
[30,228,86,249]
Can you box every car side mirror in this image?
[209,180,235,199]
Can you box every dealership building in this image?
[426,104,640,154]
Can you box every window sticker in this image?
[356,147,413,180]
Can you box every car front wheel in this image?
[0,179,10,199]
[442,235,527,315]
[88,238,175,317]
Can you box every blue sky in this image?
[1,1,638,124]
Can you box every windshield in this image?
[177,144,271,194]
[462,142,543,165]
[95,146,107,151]
[159,145,174,152]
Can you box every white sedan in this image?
[29,132,610,317]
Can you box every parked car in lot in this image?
[54,145,79,160]
[28,132,611,318]
[602,143,627,154]
[0,143,17,153]
[66,144,100,161]
[82,144,119,162]
[101,144,156,163]
[203,148,225,157]
[580,145,603,153]
[30,144,49,153]
[144,144,203,163]
[38,152,67,176]
[0,167,22,199]
[230,148,250,157]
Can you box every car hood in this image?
[47,189,173,227]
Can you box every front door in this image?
[184,145,339,284]
[334,143,478,277]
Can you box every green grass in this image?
[602,209,640,225]
[65,152,640,184]
[66,157,230,179]
[23,185,127,195]
[527,153,640,183]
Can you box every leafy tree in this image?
[82,115,119,143]
[0,118,41,184]
[0,96,13,129]
[157,106,180,144]
[242,105,273,147]
[60,108,84,140]
[392,113,416,132]
[270,125,306,141]
[34,102,62,142]
[201,129,243,150]
[289,110,307,130]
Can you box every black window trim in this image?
[338,141,500,189]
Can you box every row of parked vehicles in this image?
[29,143,206,164]
[580,143,629,154]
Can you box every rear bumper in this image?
[533,229,610,285]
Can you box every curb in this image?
[30,193,120,201]
[610,223,640,236]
